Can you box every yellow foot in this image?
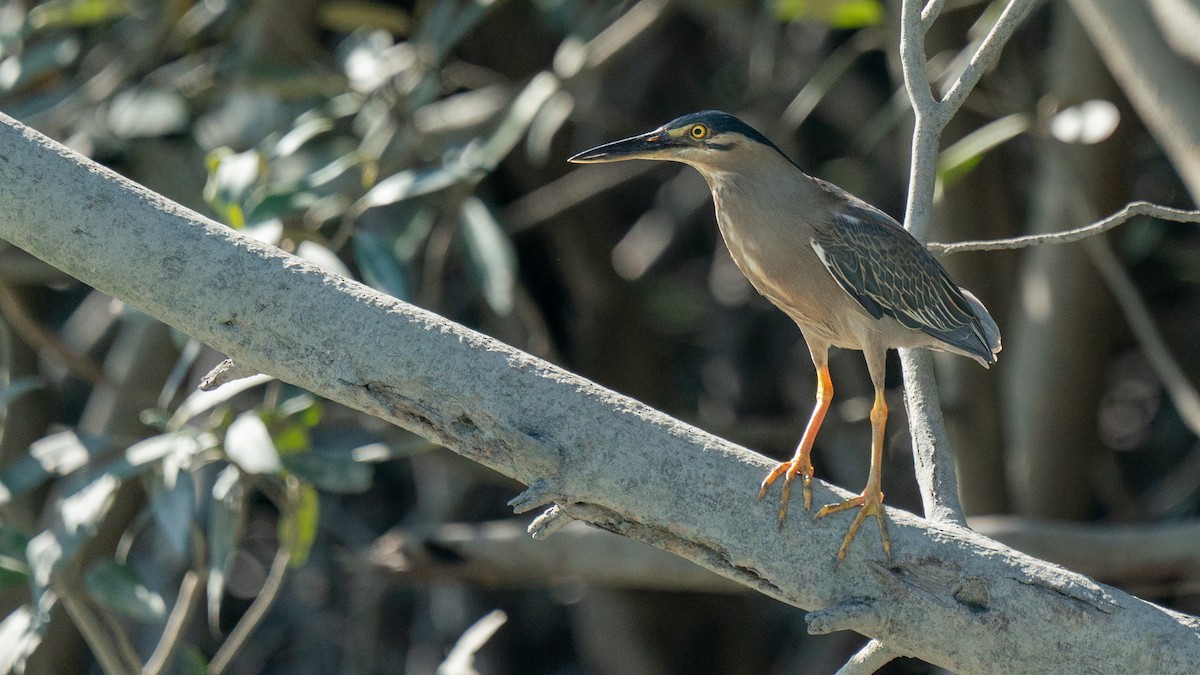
[757,458,814,526]
[815,489,892,561]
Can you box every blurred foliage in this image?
[0,0,1197,673]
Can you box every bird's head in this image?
[568,111,786,175]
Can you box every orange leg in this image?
[758,364,832,525]
[816,386,892,561]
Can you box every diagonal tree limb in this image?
[1,115,1199,672]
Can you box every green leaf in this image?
[281,453,373,494]
[27,0,132,30]
[225,412,282,474]
[208,465,244,633]
[179,644,211,675]
[937,113,1031,189]
[0,526,30,590]
[775,0,884,28]
[204,148,264,229]
[84,560,166,623]
[460,197,516,316]
[281,481,320,568]
[148,470,194,555]
[354,229,411,299]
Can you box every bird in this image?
[568,111,1000,561]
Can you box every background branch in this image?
[928,201,1200,254]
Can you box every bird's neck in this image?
[693,148,821,228]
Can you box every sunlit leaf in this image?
[937,113,1031,189]
[0,432,106,507]
[296,241,353,278]
[108,88,189,139]
[1050,99,1120,145]
[0,606,45,674]
[342,30,414,94]
[170,373,274,429]
[124,432,198,471]
[462,72,559,171]
[525,89,574,165]
[0,36,80,93]
[25,532,60,589]
[775,0,884,28]
[204,148,264,229]
[84,560,166,623]
[225,412,282,474]
[61,473,120,541]
[460,197,516,316]
[281,481,320,568]
[305,152,368,190]
[353,164,473,214]
[274,116,336,158]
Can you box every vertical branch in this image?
[896,0,1036,524]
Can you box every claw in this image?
[758,458,814,526]
[816,488,891,561]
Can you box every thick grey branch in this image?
[1,115,1199,672]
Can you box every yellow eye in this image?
[689,124,709,140]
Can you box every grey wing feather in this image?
[810,203,999,363]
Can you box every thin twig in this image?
[143,571,202,675]
[210,484,294,675]
[58,589,140,674]
[436,609,508,675]
[0,280,107,385]
[144,528,208,675]
[209,545,291,674]
[100,600,146,671]
[928,201,1200,254]
[835,639,901,675]
[938,0,1038,122]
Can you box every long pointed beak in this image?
[568,130,676,164]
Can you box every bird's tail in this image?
[960,288,1002,366]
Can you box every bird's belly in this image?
[719,224,869,348]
